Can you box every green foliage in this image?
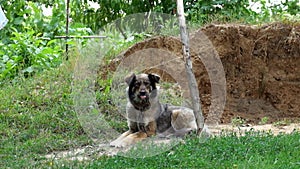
[0,0,93,81]
[185,0,299,24]
[70,0,176,32]
[0,27,62,80]
[187,0,254,24]
[283,0,300,15]
[67,0,300,33]
[0,0,66,38]
[0,1,65,80]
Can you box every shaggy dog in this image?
[110,73,197,147]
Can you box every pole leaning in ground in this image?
[176,0,204,134]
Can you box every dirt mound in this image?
[203,22,300,124]
[106,22,300,124]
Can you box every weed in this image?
[259,116,269,125]
[231,117,246,127]
[273,119,292,127]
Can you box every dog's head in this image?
[125,73,160,111]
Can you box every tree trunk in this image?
[176,0,204,134]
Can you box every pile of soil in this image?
[105,22,300,124]
[203,22,300,124]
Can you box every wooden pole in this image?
[66,0,70,60]
[176,0,204,134]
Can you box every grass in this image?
[50,131,300,169]
[0,55,92,168]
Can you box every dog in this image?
[110,73,197,147]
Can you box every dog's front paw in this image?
[110,140,125,148]
[110,137,136,147]
[110,139,132,148]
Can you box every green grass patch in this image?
[0,56,91,168]
[48,131,300,169]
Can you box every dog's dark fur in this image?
[110,73,197,147]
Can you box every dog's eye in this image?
[135,82,141,87]
[143,82,149,86]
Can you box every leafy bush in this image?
[0,27,62,80]
[0,1,93,81]
[0,1,65,81]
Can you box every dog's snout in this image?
[140,84,146,89]
[140,91,146,95]
[139,84,147,92]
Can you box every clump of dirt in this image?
[104,22,300,124]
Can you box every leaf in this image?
[13,17,24,25]
[3,55,9,62]
[23,66,34,73]
[125,36,134,42]
[47,39,57,46]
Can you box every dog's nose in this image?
[140,86,146,92]
[140,85,146,90]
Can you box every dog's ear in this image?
[148,73,160,84]
[125,73,136,86]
